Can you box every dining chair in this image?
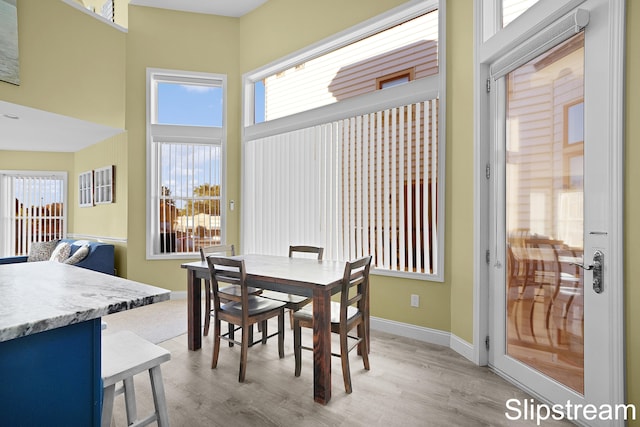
[206,256,286,382]
[199,244,262,338]
[260,245,324,328]
[293,255,371,393]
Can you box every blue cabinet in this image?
[0,319,102,426]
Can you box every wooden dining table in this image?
[181,254,368,405]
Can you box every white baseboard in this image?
[449,333,475,362]
[370,316,475,363]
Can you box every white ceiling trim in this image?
[128,0,268,17]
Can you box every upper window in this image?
[242,0,444,279]
[146,69,226,259]
[0,171,67,257]
[502,0,540,27]
[156,81,223,127]
[252,9,438,124]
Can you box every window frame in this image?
[0,170,68,257]
[146,68,228,260]
[241,0,446,281]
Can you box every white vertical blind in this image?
[154,141,222,254]
[243,99,438,275]
[0,173,66,257]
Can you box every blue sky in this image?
[157,83,223,127]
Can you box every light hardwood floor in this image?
[109,320,573,426]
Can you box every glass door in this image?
[505,32,585,394]
[485,0,625,424]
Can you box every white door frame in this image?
[472,0,626,414]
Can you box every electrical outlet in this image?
[410,294,419,307]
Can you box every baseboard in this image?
[370,317,475,363]
[370,316,451,347]
[449,333,475,362]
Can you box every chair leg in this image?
[211,317,221,369]
[278,311,285,358]
[149,365,170,427]
[239,325,250,382]
[293,319,302,377]
[203,279,211,336]
[340,327,352,394]
[101,384,116,427]
[228,322,234,347]
[261,320,268,344]
[359,322,370,371]
[122,376,137,425]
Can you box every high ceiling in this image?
[1,0,268,153]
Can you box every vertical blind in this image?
[0,174,66,257]
[243,99,438,275]
[154,141,222,254]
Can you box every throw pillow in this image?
[49,242,71,262]
[63,244,91,265]
[27,240,60,262]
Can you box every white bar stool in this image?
[101,331,171,427]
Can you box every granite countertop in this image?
[0,262,170,342]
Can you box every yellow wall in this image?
[73,132,129,276]
[0,0,125,128]
[625,0,639,419]
[124,6,241,287]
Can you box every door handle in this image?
[570,250,604,294]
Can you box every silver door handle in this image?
[570,250,604,293]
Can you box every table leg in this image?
[187,270,202,351]
[312,288,332,404]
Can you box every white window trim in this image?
[241,0,446,281]
[145,68,228,260]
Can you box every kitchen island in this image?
[0,261,170,427]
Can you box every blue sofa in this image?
[0,239,115,275]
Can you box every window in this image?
[377,69,414,89]
[146,69,226,259]
[250,8,439,124]
[242,0,444,279]
[0,171,67,257]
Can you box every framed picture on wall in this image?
[78,171,93,207]
[94,165,115,204]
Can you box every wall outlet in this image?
[410,294,419,307]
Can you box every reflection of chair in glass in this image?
[260,245,324,328]
[293,256,371,394]
[522,238,560,343]
[549,246,583,347]
[522,238,582,346]
[206,257,285,382]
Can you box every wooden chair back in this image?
[200,244,235,261]
[340,255,372,324]
[206,256,247,309]
[289,245,324,260]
